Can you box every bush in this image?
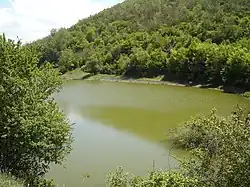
[168,107,250,187]
[106,166,198,187]
[167,109,220,150]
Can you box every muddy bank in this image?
[62,69,248,96]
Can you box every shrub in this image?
[106,166,198,187]
[168,107,250,187]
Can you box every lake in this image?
[47,80,250,187]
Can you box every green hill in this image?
[31,0,250,89]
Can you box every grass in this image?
[61,69,121,80]
[61,68,91,80]
[137,75,165,81]
[62,69,167,82]
[84,73,119,80]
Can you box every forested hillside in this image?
[30,0,250,89]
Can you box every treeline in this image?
[29,0,250,89]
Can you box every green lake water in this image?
[47,80,250,187]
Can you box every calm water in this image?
[47,80,250,187]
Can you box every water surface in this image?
[48,80,250,187]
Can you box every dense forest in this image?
[29,0,250,89]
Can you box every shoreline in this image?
[88,76,219,90]
[62,69,250,98]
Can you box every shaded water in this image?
[48,80,250,187]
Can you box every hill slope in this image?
[31,0,250,89]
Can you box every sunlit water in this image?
[47,80,250,187]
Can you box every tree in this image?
[84,54,102,75]
[117,54,131,75]
[0,35,73,185]
[129,47,150,76]
[148,48,166,76]
[85,27,96,42]
[58,48,79,73]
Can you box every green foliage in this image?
[84,54,103,75]
[243,91,250,98]
[0,35,73,185]
[128,47,151,76]
[107,167,198,187]
[167,107,250,187]
[117,54,131,75]
[32,178,56,187]
[167,109,222,149]
[58,48,80,73]
[30,0,250,89]
[0,174,24,187]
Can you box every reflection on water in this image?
[48,109,176,187]
[47,80,250,187]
